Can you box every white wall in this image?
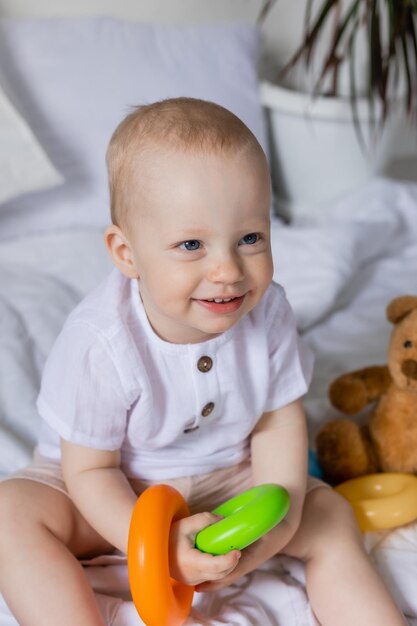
[0,0,305,53]
[0,0,257,22]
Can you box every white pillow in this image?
[0,85,63,204]
[270,216,396,330]
[0,18,267,239]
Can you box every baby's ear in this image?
[386,295,417,324]
[104,224,139,279]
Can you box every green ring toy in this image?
[195,483,290,555]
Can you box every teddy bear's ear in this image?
[386,295,417,324]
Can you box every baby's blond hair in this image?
[106,97,264,228]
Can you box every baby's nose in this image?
[207,255,244,284]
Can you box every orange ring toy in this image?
[128,484,194,626]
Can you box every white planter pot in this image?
[260,80,402,221]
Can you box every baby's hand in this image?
[169,512,241,586]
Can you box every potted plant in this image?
[258,0,417,220]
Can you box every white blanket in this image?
[1,177,417,624]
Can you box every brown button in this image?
[201,402,215,417]
[184,425,200,434]
[197,356,213,372]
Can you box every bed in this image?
[1,2,417,625]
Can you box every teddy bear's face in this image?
[388,309,417,393]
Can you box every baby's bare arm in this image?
[198,399,309,592]
[251,399,308,536]
[61,438,241,584]
[61,439,137,553]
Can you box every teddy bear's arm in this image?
[329,365,391,414]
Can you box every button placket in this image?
[197,356,213,373]
[196,355,216,422]
[183,425,200,434]
[201,401,215,417]
[182,349,219,434]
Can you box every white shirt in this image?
[37,269,314,479]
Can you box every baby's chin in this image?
[192,317,243,339]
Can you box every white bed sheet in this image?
[1,176,417,624]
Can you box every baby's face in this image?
[125,147,273,343]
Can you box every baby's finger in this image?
[170,512,221,556]
[196,563,243,592]
[196,549,241,579]
[180,512,223,538]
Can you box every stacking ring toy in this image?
[308,449,324,479]
[335,473,417,532]
[128,484,194,626]
[128,483,290,626]
[195,483,290,555]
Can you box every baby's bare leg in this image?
[284,487,407,626]
[0,479,114,626]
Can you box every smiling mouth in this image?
[195,295,245,313]
[204,297,239,303]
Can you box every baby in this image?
[0,97,406,626]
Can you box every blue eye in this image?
[239,233,259,245]
[180,240,201,251]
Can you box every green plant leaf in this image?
[257,0,276,25]
[406,8,417,112]
[280,0,339,75]
[348,8,367,152]
[260,0,417,137]
[315,0,361,96]
[369,0,386,103]
[401,31,413,113]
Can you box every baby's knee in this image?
[0,481,32,554]
[319,488,357,524]
[0,480,29,531]
[0,479,75,550]
[285,487,362,561]
[308,488,363,553]
[0,480,44,530]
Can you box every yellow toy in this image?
[316,295,417,486]
[335,473,417,532]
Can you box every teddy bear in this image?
[316,295,417,485]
